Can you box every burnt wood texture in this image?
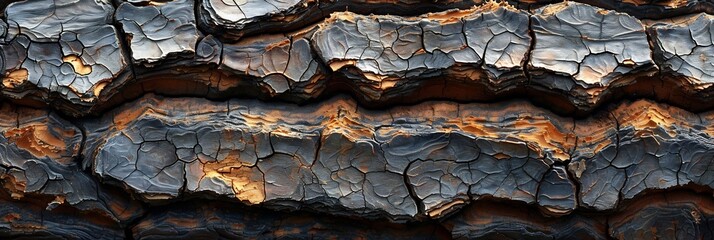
[1,0,714,239]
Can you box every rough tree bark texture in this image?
[1,0,714,239]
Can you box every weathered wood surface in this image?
[1,0,714,239]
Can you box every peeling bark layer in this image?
[311,5,530,99]
[650,14,714,88]
[198,0,484,41]
[6,1,714,115]
[2,0,714,239]
[81,94,714,221]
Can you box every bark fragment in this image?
[2,0,130,108]
[536,165,577,216]
[312,3,530,100]
[116,0,200,66]
[529,2,656,107]
[650,13,714,93]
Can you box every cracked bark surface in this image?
[311,5,530,99]
[2,0,131,108]
[0,104,143,239]
[198,0,485,41]
[2,0,714,239]
[199,0,714,41]
[80,94,714,222]
[528,2,656,107]
[649,13,714,95]
[7,1,714,116]
[116,0,200,66]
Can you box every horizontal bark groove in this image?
[3,1,714,117]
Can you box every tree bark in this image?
[1,0,714,239]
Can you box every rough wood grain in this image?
[132,200,450,239]
[609,190,714,239]
[0,190,126,239]
[442,200,607,239]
